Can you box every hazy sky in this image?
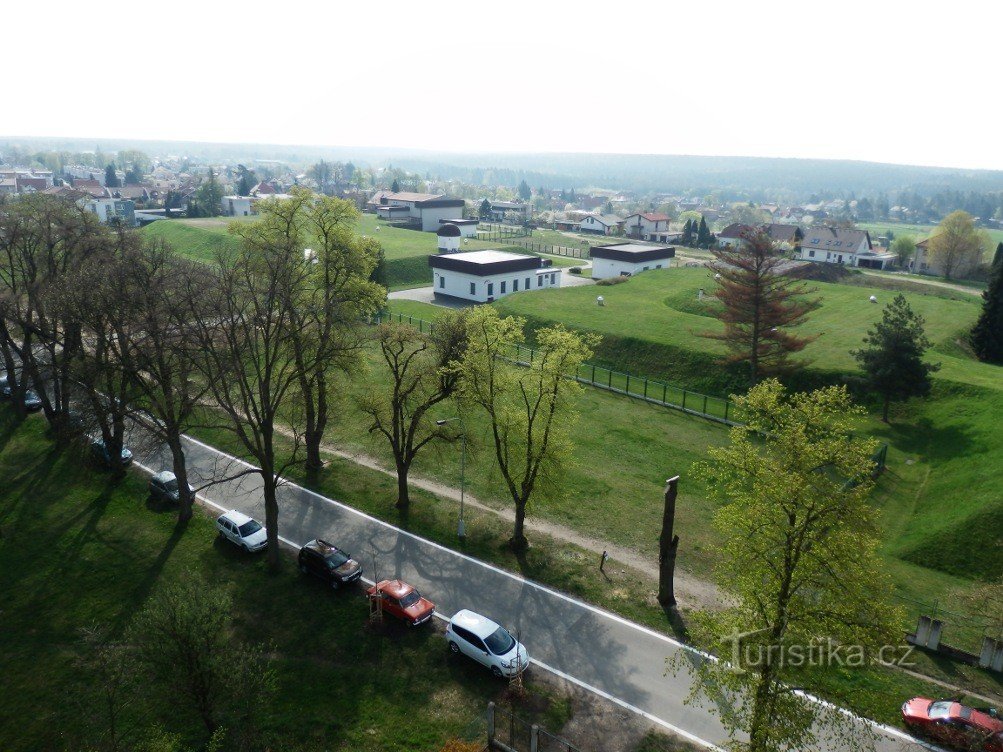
[7,0,1002,169]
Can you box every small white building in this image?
[439,217,479,237]
[623,212,672,241]
[579,214,623,236]
[221,195,254,216]
[429,250,560,303]
[437,223,462,252]
[488,201,531,223]
[590,243,675,279]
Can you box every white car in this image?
[215,510,267,553]
[445,609,529,678]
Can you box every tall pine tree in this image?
[971,254,1003,363]
[702,228,820,384]
[853,294,940,422]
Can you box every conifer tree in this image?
[971,256,1003,363]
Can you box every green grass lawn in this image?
[858,220,1003,248]
[0,412,573,752]
[141,219,242,263]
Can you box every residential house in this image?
[798,227,895,269]
[84,198,137,226]
[717,222,803,250]
[429,250,560,303]
[221,195,254,217]
[623,212,672,241]
[365,190,394,211]
[579,214,623,236]
[488,201,531,224]
[71,179,109,199]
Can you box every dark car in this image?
[23,390,43,411]
[0,374,9,398]
[91,439,134,468]
[297,539,362,589]
[149,470,194,504]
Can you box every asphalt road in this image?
[134,433,933,752]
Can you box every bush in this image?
[569,267,582,274]
[596,275,629,286]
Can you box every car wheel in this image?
[491,666,503,678]
[449,641,460,654]
[242,543,251,553]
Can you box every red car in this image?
[366,579,435,626]
[902,697,1003,752]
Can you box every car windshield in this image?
[484,626,516,655]
[929,701,953,719]
[238,520,262,537]
[399,590,421,608]
[325,550,349,568]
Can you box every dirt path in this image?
[271,424,724,611]
[857,270,983,296]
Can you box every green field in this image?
[858,220,1003,248]
[0,412,579,752]
[142,215,572,290]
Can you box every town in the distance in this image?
[1,136,1001,752]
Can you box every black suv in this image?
[297,539,362,589]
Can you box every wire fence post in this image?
[703,394,708,414]
[591,364,596,384]
[625,374,630,394]
[724,401,729,421]
[644,378,648,399]
[682,390,687,409]
[662,383,667,404]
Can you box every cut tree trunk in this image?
[658,475,681,607]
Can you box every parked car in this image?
[297,539,362,589]
[149,470,194,504]
[902,698,1003,752]
[23,390,43,411]
[445,609,528,678]
[90,438,133,467]
[366,579,435,626]
[215,510,267,553]
[0,374,9,398]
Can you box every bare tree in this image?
[188,212,317,569]
[358,312,469,511]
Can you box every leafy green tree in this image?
[235,164,256,197]
[391,178,400,192]
[890,235,915,267]
[676,380,902,752]
[993,241,1003,268]
[517,180,531,201]
[928,210,989,279]
[105,163,120,188]
[853,294,939,421]
[359,311,470,511]
[193,169,223,217]
[680,218,694,246]
[128,575,276,742]
[456,308,597,549]
[479,198,492,219]
[971,257,1003,363]
[696,215,713,248]
[703,229,820,385]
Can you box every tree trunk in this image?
[169,433,193,523]
[658,476,681,607]
[305,428,324,471]
[262,472,281,572]
[510,500,528,551]
[395,460,410,511]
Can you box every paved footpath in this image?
[135,433,933,752]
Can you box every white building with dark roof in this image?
[579,213,624,236]
[429,250,560,303]
[590,243,675,279]
[798,227,895,268]
[376,191,466,231]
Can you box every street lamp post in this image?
[436,417,466,539]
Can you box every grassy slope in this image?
[0,412,572,752]
[491,267,1002,589]
[859,220,1003,247]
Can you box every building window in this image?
[656,264,662,269]
[808,250,815,258]
[526,277,531,289]
[469,282,476,295]
[537,275,543,287]
[513,279,519,292]
[500,281,506,294]
[487,282,493,296]
[439,275,445,289]
[550,273,556,284]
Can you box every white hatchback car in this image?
[215,510,267,553]
[446,609,529,678]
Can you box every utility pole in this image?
[658,475,681,607]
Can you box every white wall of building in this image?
[592,257,671,280]
[432,267,561,302]
[221,196,253,216]
[437,235,461,252]
[579,216,614,235]
[419,205,464,231]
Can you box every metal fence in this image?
[509,239,591,259]
[373,312,736,424]
[488,703,583,752]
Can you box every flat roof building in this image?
[429,250,560,303]
[590,242,675,279]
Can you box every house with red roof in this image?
[623,212,673,241]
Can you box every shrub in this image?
[569,266,582,274]
[596,275,629,286]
